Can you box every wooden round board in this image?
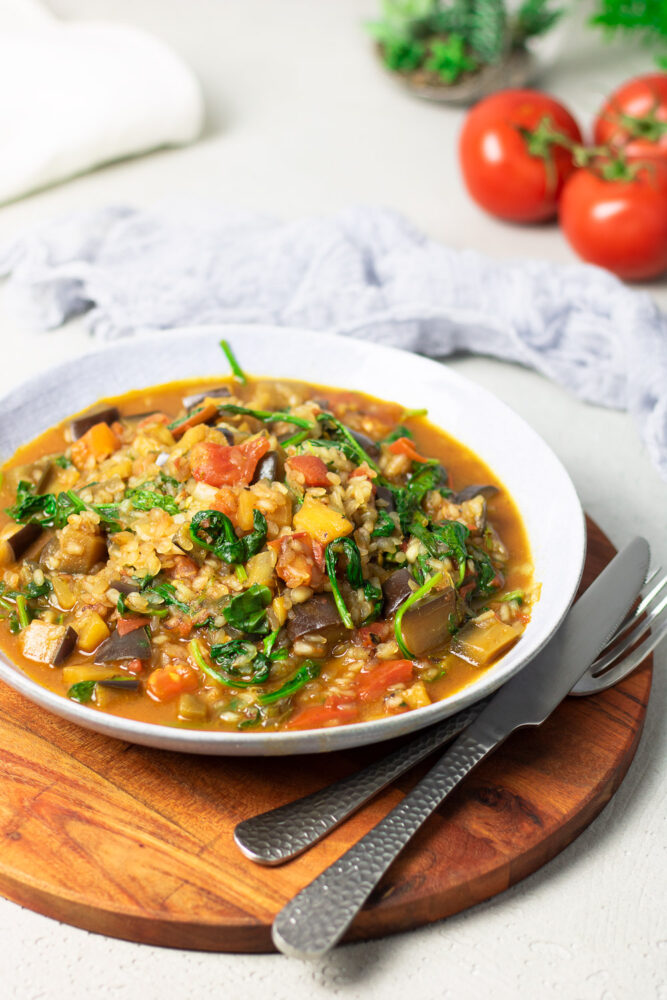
[0,517,653,952]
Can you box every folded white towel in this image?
[0,0,203,204]
[1,203,666,480]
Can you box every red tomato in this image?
[356,659,414,702]
[116,616,149,636]
[559,160,667,281]
[594,73,667,161]
[190,436,270,487]
[286,454,330,487]
[459,89,582,222]
[268,531,325,588]
[287,701,359,730]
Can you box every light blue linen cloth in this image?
[1,204,665,478]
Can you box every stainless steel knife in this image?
[271,536,650,958]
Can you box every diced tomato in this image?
[136,412,170,430]
[286,454,331,487]
[164,615,193,638]
[168,555,199,579]
[190,436,270,487]
[287,701,359,730]
[350,462,377,480]
[124,658,146,676]
[116,616,149,636]
[355,621,393,647]
[356,659,414,702]
[146,663,199,702]
[268,531,325,588]
[387,437,429,463]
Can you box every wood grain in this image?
[0,517,653,952]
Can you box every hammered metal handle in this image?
[271,725,498,958]
[235,699,489,865]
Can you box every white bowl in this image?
[0,325,586,755]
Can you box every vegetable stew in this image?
[0,346,536,732]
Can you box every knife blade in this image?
[271,536,650,958]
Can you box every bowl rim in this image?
[0,324,586,755]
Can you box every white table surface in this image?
[0,2,665,998]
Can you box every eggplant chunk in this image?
[5,460,53,495]
[451,484,499,505]
[346,426,381,459]
[97,677,141,691]
[70,406,120,440]
[95,627,151,663]
[382,568,416,617]
[400,587,458,658]
[20,621,72,665]
[183,386,231,410]
[375,484,396,512]
[452,619,523,667]
[41,531,107,574]
[0,524,43,566]
[110,578,142,595]
[286,594,348,645]
[251,450,285,484]
[52,626,78,666]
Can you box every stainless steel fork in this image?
[234,567,666,867]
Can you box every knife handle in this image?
[271,723,498,958]
[235,699,490,865]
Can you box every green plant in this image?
[590,0,667,68]
[366,0,563,84]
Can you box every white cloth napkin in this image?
[1,203,666,479]
[0,1,203,205]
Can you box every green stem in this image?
[220,340,247,384]
[394,571,443,659]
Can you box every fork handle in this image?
[234,699,489,864]
[272,723,499,958]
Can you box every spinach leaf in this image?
[381,424,413,444]
[125,487,179,515]
[209,639,272,686]
[67,680,96,703]
[411,519,470,586]
[371,510,396,538]
[143,581,191,615]
[6,483,122,532]
[316,413,381,473]
[258,660,321,705]
[469,546,501,597]
[325,538,382,628]
[54,455,72,469]
[223,584,272,635]
[190,509,267,565]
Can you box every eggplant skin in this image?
[182,387,231,410]
[382,568,415,617]
[251,450,285,484]
[7,523,43,561]
[400,588,458,658]
[346,427,381,459]
[375,485,396,512]
[450,484,499,504]
[286,594,348,645]
[95,628,151,663]
[70,406,121,440]
[52,626,78,667]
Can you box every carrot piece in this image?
[387,437,429,463]
[71,421,121,469]
[356,659,414,702]
[170,403,219,440]
[146,664,199,702]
